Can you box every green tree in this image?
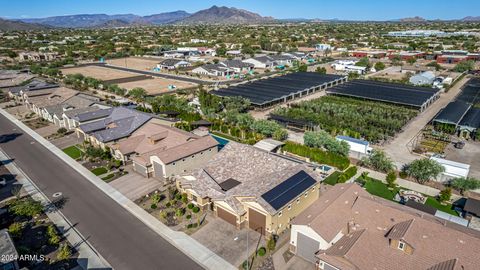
[453,60,475,73]
[359,150,395,173]
[386,171,397,188]
[404,159,444,184]
[355,57,370,68]
[449,177,480,195]
[250,120,282,137]
[8,222,23,238]
[128,87,148,107]
[438,188,452,203]
[374,62,385,71]
[9,198,43,217]
[304,131,350,156]
[298,64,308,72]
[315,67,327,74]
[273,129,288,141]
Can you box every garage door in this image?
[217,207,236,226]
[248,208,266,235]
[296,232,320,263]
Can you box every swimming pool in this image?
[211,134,229,150]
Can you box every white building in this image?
[315,44,332,51]
[336,135,372,157]
[430,157,470,183]
[409,71,436,86]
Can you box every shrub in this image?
[449,177,480,195]
[187,203,194,209]
[9,198,43,217]
[175,194,182,200]
[438,188,452,203]
[176,208,185,217]
[192,223,198,228]
[404,159,444,184]
[57,127,67,134]
[187,224,193,229]
[359,150,395,173]
[267,237,276,251]
[151,204,157,209]
[8,222,23,238]
[186,214,192,219]
[192,207,200,213]
[342,166,357,180]
[257,247,266,257]
[57,244,72,261]
[181,193,188,204]
[151,193,161,204]
[165,202,171,208]
[386,171,397,188]
[399,171,408,179]
[283,142,350,170]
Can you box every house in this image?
[389,51,425,61]
[198,47,216,56]
[242,56,276,69]
[350,50,386,59]
[8,79,58,101]
[269,54,296,67]
[409,71,436,86]
[76,107,152,149]
[290,183,480,269]
[0,229,19,270]
[315,44,332,51]
[177,142,325,237]
[437,55,469,64]
[220,60,254,73]
[24,87,78,116]
[17,51,58,62]
[157,59,191,70]
[0,70,35,89]
[110,122,218,179]
[430,157,470,183]
[192,64,234,77]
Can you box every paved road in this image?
[0,114,202,270]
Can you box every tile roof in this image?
[28,87,78,109]
[297,183,480,270]
[464,198,480,216]
[112,122,218,165]
[79,107,152,143]
[179,142,321,215]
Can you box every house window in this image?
[296,199,300,204]
[279,211,283,217]
[288,204,292,210]
[398,241,405,250]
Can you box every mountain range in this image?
[0,6,479,31]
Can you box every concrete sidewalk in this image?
[0,108,235,270]
[0,150,111,270]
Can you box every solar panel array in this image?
[261,170,316,211]
[327,80,440,108]
[433,78,480,127]
[212,72,345,106]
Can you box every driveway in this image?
[34,123,58,137]
[382,76,470,169]
[109,171,162,200]
[192,217,264,267]
[272,243,315,270]
[50,133,83,149]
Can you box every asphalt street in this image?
[0,114,202,270]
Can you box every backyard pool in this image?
[211,134,229,150]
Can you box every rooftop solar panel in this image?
[261,170,316,211]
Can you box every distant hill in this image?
[462,16,480,22]
[143,11,191,25]
[0,18,48,31]
[399,16,427,22]
[177,5,275,25]
[91,19,135,29]
[19,11,192,28]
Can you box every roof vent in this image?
[422,235,428,239]
[375,209,380,213]
[307,215,312,219]
[459,239,465,244]
[345,200,349,204]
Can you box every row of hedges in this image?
[282,141,350,170]
[323,166,358,185]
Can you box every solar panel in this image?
[261,170,317,210]
[219,178,241,191]
[327,80,439,108]
[212,72,345,106]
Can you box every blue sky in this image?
[1,0,478,20]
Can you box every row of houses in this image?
[11,81,221,180]
[349,49,480,63]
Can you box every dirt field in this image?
[62,65,137,80]
[107,57,161,71]
[118,77,197,95]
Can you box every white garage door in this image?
[296,232,320,263]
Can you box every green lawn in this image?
[62,146,82,160]
[364,178,399,201]
[425,197,459,216]
[323,171,342,186]
[101,173,115,182]
[90,167,108,176]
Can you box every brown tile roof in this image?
[324,229,365,257]
[385,219,414,240]
[295,183,480,270]
[179,142,322,215]
[120,122,218,166]
[27,87,78,109]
